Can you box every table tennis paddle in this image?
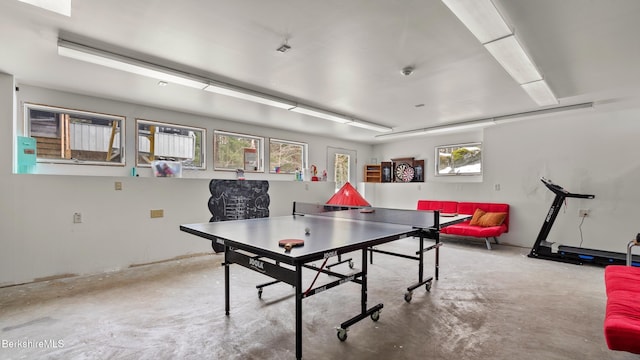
[279,238,305,251]
[440,213,458,217]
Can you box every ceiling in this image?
[2,0,640,144]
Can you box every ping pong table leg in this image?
[435,232,440,280]
[418,234,424,284]
[225,246,230,316]
[404,232,437,302]
[295,263,303,360]
[361,248,368,314]
[336,248,383,339]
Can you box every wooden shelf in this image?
[366,159,424,183]
[364,164,382,182]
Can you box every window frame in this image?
[268,138,308,174]
[213,130,265,172]
[24,102,126,166]
[327,146,356,192]
[435,142,483,176]
[135,118,206,170]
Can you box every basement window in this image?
[25,103,125,165]
[214,130,264,172]
[136,119,206,169]
[435,142,482,176]
[269,138,308,174]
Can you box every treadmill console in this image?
[540,177,595,199]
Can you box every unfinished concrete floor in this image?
[0,237,637,360]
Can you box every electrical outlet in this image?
[115,181,122,190]
[579,209,590,217]
[150,209,164,218]
[73,212,82,223]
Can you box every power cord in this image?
[578,214,586,247]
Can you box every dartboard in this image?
[395,163,415,182]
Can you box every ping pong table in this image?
[180,202,469,359]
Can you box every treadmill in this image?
[528,177,640,266]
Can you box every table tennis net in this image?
[292,202,439,229]
[293,202,366,215]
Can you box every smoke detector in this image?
[401,66,414,76]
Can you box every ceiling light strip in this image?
[520,80,558,107]
[375,119,496,139]
[441,0,511,44]
[58,40,209,89]
[483,35,542,84]
[203,83,295,110]
[289,105,352,124]
[57,38,391,132]
[347,120,394,132]
[376,102,593,139]
[441,0,558,106]
[18,0,71,17]
[493,101,592,123]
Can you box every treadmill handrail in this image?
[627,239,639,266]
[540,177,595,199]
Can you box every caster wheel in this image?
[348,260,354,269]
[425,282,432,292]
[370,311,380,322]
[337,328,348,341]
[258,289,263,299]
[404,291,413,303]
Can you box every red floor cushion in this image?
[605,265,640,295]
[604,290,640,354]
[604,266,640,355]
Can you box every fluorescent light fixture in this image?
[484,35,542,84]
[521,80,559,106]
[493,102,592,124]
[377,102,593,140]
[57,38,391,132]
[347,120,393,132]
[376,119,495,140]
[375,129,434,140]
[289,107,393,132]
[441,0,511,44]
[290,105,352,124]
[18,0,71,16]
[290,106,392,131]
[58,40,208,89]
[203,83,296,110]
[442,0,558,105]
[424,119,495,134]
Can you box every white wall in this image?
[369,104,640,255]
[6,72,640,285]
[1,76,372,286]
[364,131,485,208]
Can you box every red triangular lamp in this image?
[326,182,371,206]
